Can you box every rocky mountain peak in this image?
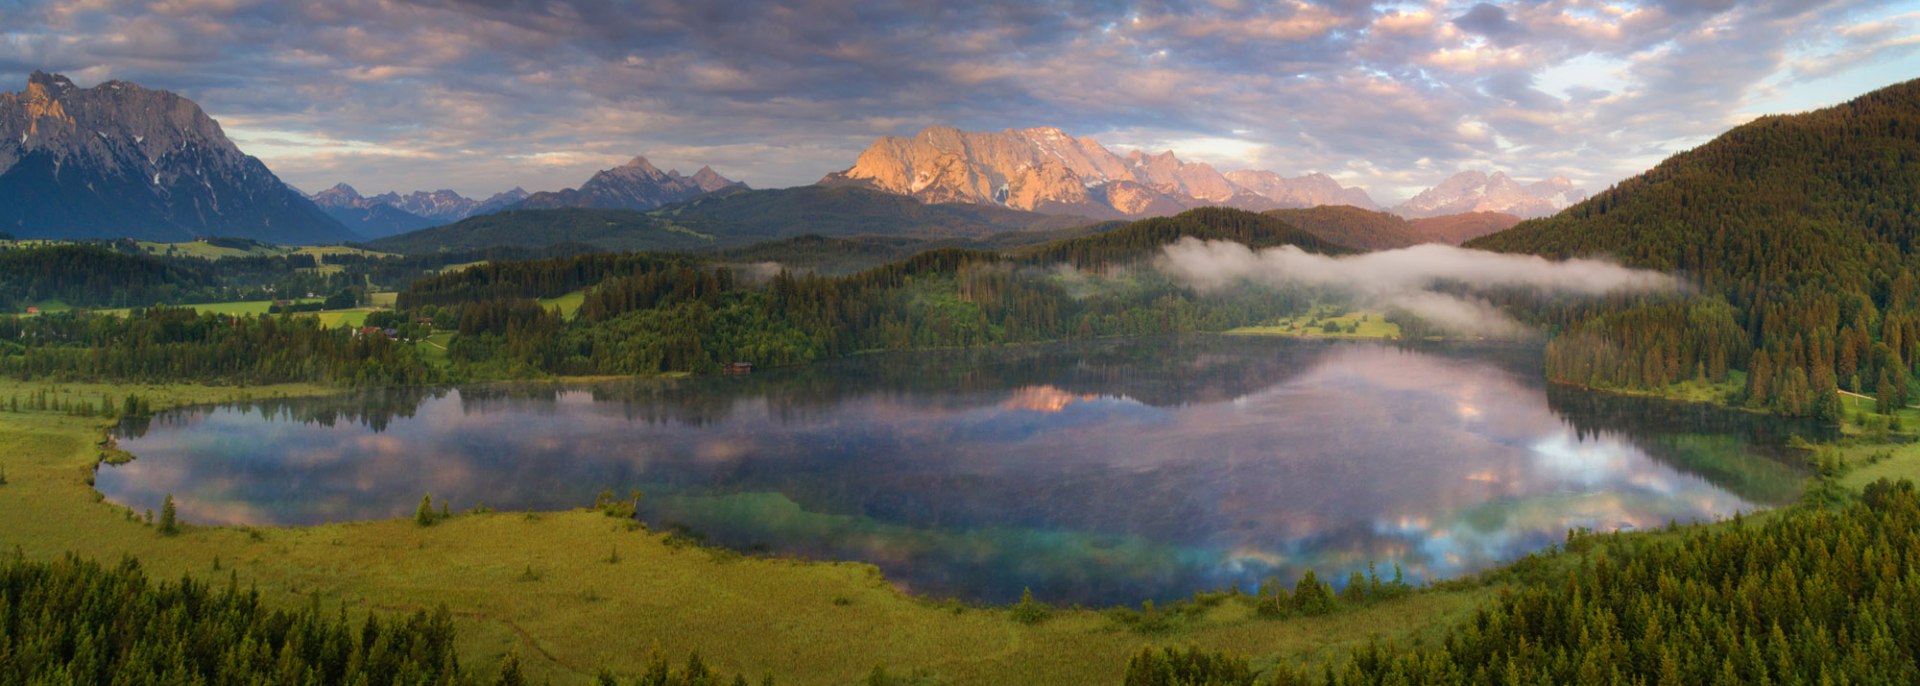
[510,155,744,212]
[690,165,740,193]
[618,155,665,175]
[1394,170,1588,219]
[26,71,76,96]
[311,183,368,208]
[822,125,1377,218]
[0,72,354,243]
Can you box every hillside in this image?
[703,221,1123,275]
[662,185,1086,237]
[1013,206,1353,268]
[1469,78,1920,293]
[1260,205,1520,249]
[1406,211,1520,245]
[0,243,213,310]
[1468,78,1920,415]
[371,186,1087,255]
[1261,205,1421,250]
[365,208,705,254]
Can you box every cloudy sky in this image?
[3,0,1916,203]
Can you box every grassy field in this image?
[131,241,395,262]
[0,378,1495,685]
[317,308,377,328]
[136,240,276,259]
[540,290,587,319]
[22,299,71,314]
[93,298,318,317]
[86,295,395,330]
[1227,309,1400,340]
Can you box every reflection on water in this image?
[102,337,1824,605]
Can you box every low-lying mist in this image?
[1156,239,1681,336]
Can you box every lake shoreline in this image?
[7,338,1911,685]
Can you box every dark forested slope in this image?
[1466,79,1920,416]
[1469,78,1920,295]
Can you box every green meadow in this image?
[1227,309,1399,340]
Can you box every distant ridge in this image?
[1264,205,1521,249]
[509,156,747,211]
[1394,171,1586,219]
[309,183,438,238]
[368,185,1080,254]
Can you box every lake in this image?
[102,336,1824,606]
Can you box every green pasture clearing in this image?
[22,299,72,314]
[90,299,308,317]
[130,241,397,262]
[81,293,396,329]
[317,308,376,328]
[540,290,587,319]
[136,240,275,259]
[1227,309,1399,340]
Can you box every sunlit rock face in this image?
[0,72,355,243]
[510,155,746,211]
[820,125,1376,218]
[1394,171,1589,219]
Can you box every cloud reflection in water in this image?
[103,339,1806,605]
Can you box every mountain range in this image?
[0,72,355,244]
[313,155,744,238]
[818,125,1373,219]
[308,183,528,238]
[0,72,1586,246]
[1394,171,1586,219]
[510,156,746,211]
[815,125,1581,220]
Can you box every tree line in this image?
[1124,478,1920,685]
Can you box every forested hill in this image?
[1260,205,1423,250]
[1466,78,1920,417]
[367,186,1085,255]
[1468,77,1920,295]
[365,208,706,254]
[1012,206,1354,267]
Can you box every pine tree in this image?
[416,494,435,527]
[158,494,178,536]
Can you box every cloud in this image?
[1156,239,1680,336]
[1451,3,1521,43]
[0,0,1912,199]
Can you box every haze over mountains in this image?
[309,184,529,238]
[0,72,1586,246]
[511,156,747,211]
[1394,171,1586,219]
